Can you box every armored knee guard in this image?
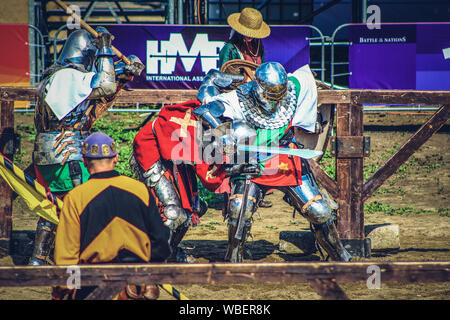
[224,180,262,262]
[130,155,188,231]
[29,217,57,265]
[282,176,333,224]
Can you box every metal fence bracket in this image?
[331,136,370,157]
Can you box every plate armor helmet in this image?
[56,29,97,72]
[251,62,288,114]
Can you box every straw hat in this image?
[227,7,271,39]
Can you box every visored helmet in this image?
[251,62,288,114]
[56,29,97,71]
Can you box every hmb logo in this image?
[146,33,224,75]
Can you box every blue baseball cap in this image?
[81,132,118,158]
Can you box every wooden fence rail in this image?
[2,86,450,104]
[1,86,449,258]
[0,261,449,300]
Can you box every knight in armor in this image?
[29,27,144,265]
[130,70,245,262]
[193,62,352,263]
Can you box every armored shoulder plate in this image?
[193,100,226,130]
[197,69,244,103]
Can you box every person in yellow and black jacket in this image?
[53,132,171,300]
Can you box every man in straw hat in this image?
[53,132,171,300]
[193,62,351,263]
[219,7,271,67]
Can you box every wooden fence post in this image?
[334,103,370,258]
[0,100,15,256]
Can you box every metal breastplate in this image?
[236,80,297,130]
[33,131,88,165]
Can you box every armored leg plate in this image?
[29,218,57,265]
[313,220,352,262]
[224,222,251,263]
[167,224,193,263]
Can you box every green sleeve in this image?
[219,43,241,68]
[288,75,301,99]
[261,44,265,63]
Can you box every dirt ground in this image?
[0,111,449,300]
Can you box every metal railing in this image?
[330,23,353,89]
[28,24,47,85]
[305,25,326,82]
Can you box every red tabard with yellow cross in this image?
[132,99,226,213]
[250,143,303,187]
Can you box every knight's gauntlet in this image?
[90,30,117,99]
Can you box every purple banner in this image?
[349,23,450,90]
[106,25,311,89]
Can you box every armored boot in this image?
[279,160,351,262]
[167,198,208,263]
[168,224,193,263]
[29,217,57,265]
[224,222,250,263]
[313,219,352,262]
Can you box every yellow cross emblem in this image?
[169,109,197,138]
[278,162,290,173]
[205,165,218,181]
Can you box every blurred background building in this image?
[1,0,449,87]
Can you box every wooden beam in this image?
[307,159,339,200]
[318,90,351,104]
[0,87,35,102]
[3,87,450,105]
[363,104,450,201]
[351,90,450,105]
[335,103,365,241]
[0,100,14,256]
[115,89,197,104]
[0,261,448,288]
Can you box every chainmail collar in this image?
[236,80,297,130]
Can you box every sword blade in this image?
[237,144,323,159]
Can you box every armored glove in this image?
[124,55,145,76]
[115,55,145,78]
[94,30,114,49]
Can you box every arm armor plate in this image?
[89,47,117,99]
[197,69,244,103]
[193,100,226,129]
[130,156,188,230]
